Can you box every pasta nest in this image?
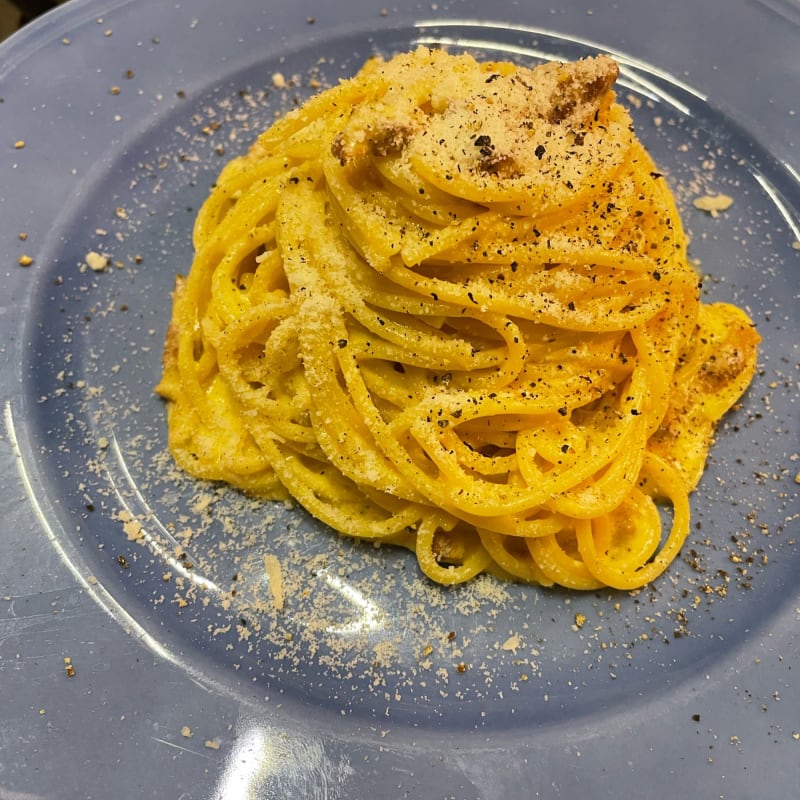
[157,48,759,590]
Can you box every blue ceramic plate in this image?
[1,1,798,796]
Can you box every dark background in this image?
[0,0,62,40]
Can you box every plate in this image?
[1,0,798,797]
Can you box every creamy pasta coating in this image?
[156,49,760,590]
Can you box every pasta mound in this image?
[156,49,760,590]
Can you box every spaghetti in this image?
[157,49,759,590]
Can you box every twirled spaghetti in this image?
[156,49,759,590]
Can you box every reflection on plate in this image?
[19,22,800,736]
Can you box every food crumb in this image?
[792,240,800,251]
[574,612,587,629]
[64,657,76,678]
[271,72,287,89]
[14,140,25,149]
[18,255,33,267]
[692,193,734,218]
[85,251,109,272]
[264,554,284,611]
[204,739,221,750]
[181,725,193,738]
[124,519,144,541]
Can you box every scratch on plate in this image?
[0,617,63,648]
[749,0,800,27]
[0,788,46,800]
[151,736,214,759]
